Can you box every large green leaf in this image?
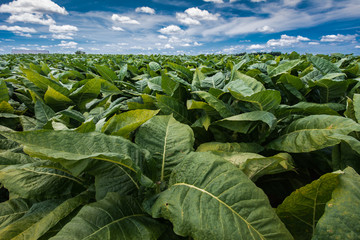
[230,89,281,112]
[161,73,179,96]
[276,102,341,118]
[135,115,194,181]
[310,79,348,102]
[194,91,234,118]
[197,142,264,153]
[0,161,81,200]
[268,115,360,152]
[0,80,9,102]
[94,64,117,82]
[102,109,159,137]
[44,86,73,111]
[0,192,91,240]
[308,55,342,74]
[51,193,164,240]
[313,167,360,240]
[69,78,101,110]
[268,60,302,77]
[0,198,32,229]
[233,72,265,92]
[1,130,150,178]
[151,152,293,240]
[276,173,340,240]
[353,93,360,123]
[34,100,55,128]
[167,62,193,81]
[200,72,225,89]
[213,111,276,133]
[156,94,190,124]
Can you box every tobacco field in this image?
[0,52,359,239]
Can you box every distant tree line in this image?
[235,52,282,56]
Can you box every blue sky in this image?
[0,0,359,54]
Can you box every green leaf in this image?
[240,152,295,181]
[156,94,190,124]
[102,109,159,137]
[147,76,162,91]
[161,73,179,96]
[0,198,32,229]
[197,142,264,153]
[224,79,255,96]
[200,72,225,89]
[313,167,360,240]
[353,94,360,123]
[0,80,9,102]
[149,62,161,72]
[0,151,36,168]
[267,115,360,153]
[0,192,91,240]
[268,60,302,77]
[44,86,73,111]
[51,193,164,240]
[0,199,62,240]
[94,64,117,82]
[194,91,234,118]
[310,79,348,102]
[69,78,101,110]
[0,161,81,200]
[0,130,150,177]
[22,69,70,96]
[308,55,342,74]
[192,68,205,88]
[0,101,14,114]
[34,100,55,128]
[276,102,341,118]
[276,173,340,240]
[230,89,281,112]
[167,62,193,81]
[234,72,265,92]
[151,152,293,240]
[213,111,276,133]
[277,73,304,90]
[135,115,194,182]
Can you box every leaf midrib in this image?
[173,182,265,240]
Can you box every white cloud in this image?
[17,32,32,37]
[135,7,155,15]
[52,34,74,39]
[13,47,30,50]
[0,0,67,15]
[257,25,274,33]
[0,25,36,34]
[247,44,266,50]
[90,47,100,51]
[158,35,168,39]
[39,35,47,38]
[111,14,140,24]
[177,7,219,25]
[159,25,183,35]
[283,0,302,7]
[6,13,55,25]
[49,24,78,33]
[164,44,174,49]
[194,41,202,46]
[57,40,77,48]
[0,48,4,51]
[308,42,320,45]
[320,34,357,42]
[250,0,266,2]
[181,43,191,47]
[267,34,310,47]
[112,26,124,31]
[203,0,224,3]
[355,46,360,49]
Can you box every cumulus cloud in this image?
[0,0,67,15]
[355,46,360,49]
[6,13,55,25]
[283,0,302,7]
[203,0,224,3]
[57,40,77,48]
[49,24,78,33]
[308,42,320,45]
[112,26,124,31]
[247,44,266,50]
[0,25,36,33]
[267,34,310,47]
[250,0,266,2]
[177,7,219,25]
[51,33,74,39]
[111,14,140,24]
[158,35,168,39]
[320,34,357,42]
[257,25,274,33]
[159,25,183,35]
[164,44,174,49]
[135,7,155,15]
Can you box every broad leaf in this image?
[268,115,360,152]
[102,109,159,137]
[156,94,190,124]
[94,64,117,82]
[230,89,281,112]
[313,167,360,240]
[135,115,194,181]
[0,198,32,229]
[197,142,263,153]
[276,173,340,240]
[194,91,234,118]
[44,86,73,111]
[51,193,164,240]
[268,60,302,77]
[308,55,342,74]
[213,111,276,133]
[151,152,293,240]
[200,72,225,89]
[0,80,9,102]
